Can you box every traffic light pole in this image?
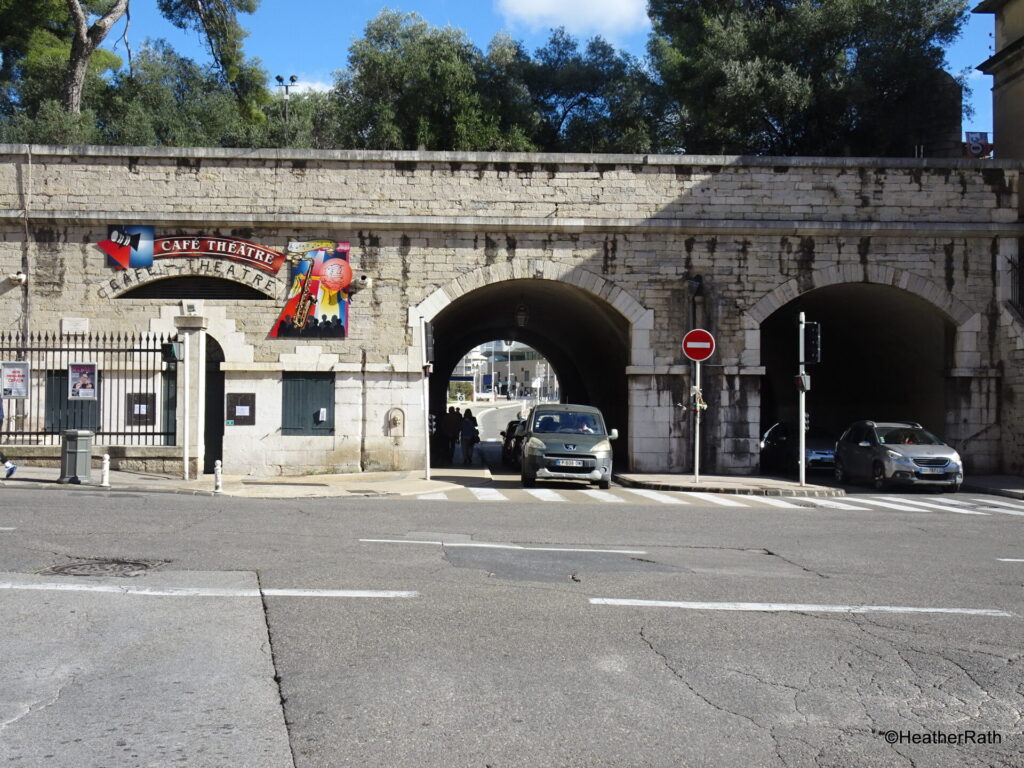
[798,312,806,488]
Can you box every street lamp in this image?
[275,74,298,144]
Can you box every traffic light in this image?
[804,411,810,432]
[803,322,821,364]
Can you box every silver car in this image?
[519,404,618,489]
[834,421,963,492]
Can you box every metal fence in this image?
[1012,247,1023,315]
[0,331,178,446]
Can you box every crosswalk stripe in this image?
[883,498,990,515]
[683,492,749,507]
[620,488,689,505]
[783,497,870,510]
[417,492,448,500]
[851,497,931,511]
[971,498,1024,512]
[752,496,804,508]
[579,489,625,503]
[470,488,507,501]
[524,488,567,502]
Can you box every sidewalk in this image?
[1,463,1021,501]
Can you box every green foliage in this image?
[648,0,969,155]
[0,99,100,143]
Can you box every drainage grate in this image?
[38,559,165,578]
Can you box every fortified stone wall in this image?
[1,145,1022,475]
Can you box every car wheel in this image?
[834,461,846,485]
[872,462,888,490]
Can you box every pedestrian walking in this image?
[443,406,462,463]
[0,402,16,478]
[460,408,479,465]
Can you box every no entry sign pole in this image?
[682,329,716,484]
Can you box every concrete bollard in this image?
[100,454,111,488]
[214,459,223,494]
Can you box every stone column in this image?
[174,315,207,479]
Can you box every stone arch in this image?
[409,260,654,365]
[96,257,284,300]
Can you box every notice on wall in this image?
[225,393,256,426]
[1,361,30,399]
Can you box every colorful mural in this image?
[95,227,353,339]
[269,242,352,339]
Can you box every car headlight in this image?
[591,440,612,453]
[950,453,962,467]
[885,449,903,460]
[525,437,546,454]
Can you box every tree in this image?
[64,0,129,114]
[648,0,969,156]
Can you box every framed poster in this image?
[68,362,98,400]
[1,361,30,399]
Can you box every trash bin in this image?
[58,430,94,485]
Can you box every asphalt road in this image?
[0,480,1021,767]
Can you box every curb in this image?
[612,475,847,497]
[961,483,1024,501]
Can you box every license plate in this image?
[917,466,945,475]
[554,459,584,467]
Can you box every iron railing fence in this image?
[0,331,177,446]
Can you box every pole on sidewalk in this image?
[693,360,701,484]
[798,312,806,488]
[214,459,223,494]
[100,453,110,488]
[420,317,431,481]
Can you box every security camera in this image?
[348,275,372,295]
[6,272,25,285]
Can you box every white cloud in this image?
[292,79,333,94]
[496,0,649,40]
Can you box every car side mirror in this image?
[857,441,871,448]
[609,428,619,440]
[500,431,506,438]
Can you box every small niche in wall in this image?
[225,393,255,426]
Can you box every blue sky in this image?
[110,0,996,136]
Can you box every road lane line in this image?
[683,492,750,507]
[751,497,803,508]
[579,489,626,503]
[997,558,1024,562]
[359,538,646,554]
[470,488,507,501]
[785,497,870,511]
[0,582,418,598]
[589,598,1014,617]
[881,498,990,515]
[620,488,689,505]
[851,497,933,511]
[524,488,567,502]
[971,498,1024,511]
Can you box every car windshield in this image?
[876,426,943,446]
[532,411,606,435]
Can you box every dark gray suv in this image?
[834,421,963,492]
[518,404,618,489]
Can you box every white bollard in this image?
[214,459,223,494]
[100,453,111,488]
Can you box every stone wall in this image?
[1,144,1022,475]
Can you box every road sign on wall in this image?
[682,329,716,362]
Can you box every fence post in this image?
[214,459,223,494]
[100,453,110,487]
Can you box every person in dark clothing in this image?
[460,408,478,465]
[442,407,463,463]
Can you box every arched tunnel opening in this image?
[760,283,955,443]
[428,279,630,467]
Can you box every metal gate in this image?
[0,332,178,446]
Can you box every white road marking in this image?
[589,598,1014,617]
[0,581,417,598]
[881,498,990,515]
[851,497,932,511]
[620,488,689,505]
[524,488,567,502]
[751,497,803,508]
[417,492,448,500]
[579,489,626,503]
[683,492,749,507]
[972,498,1024,513]
[469,488,507,501]
[0,527,15,531]
[786,497,870,511]
[360,538,646,554]
[984,508,1024,517]
[997,558,1024,562]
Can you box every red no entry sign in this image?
[682,329,716,362]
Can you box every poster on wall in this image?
[1,361,30,398]
[68,362,98,400]
[268,241,352,339]
[97,226,286,274]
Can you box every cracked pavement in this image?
[0,485,1021,766]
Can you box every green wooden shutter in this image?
[282,372,335,435]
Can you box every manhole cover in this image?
[38,559,163,577]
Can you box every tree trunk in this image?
[63,0,129,114]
